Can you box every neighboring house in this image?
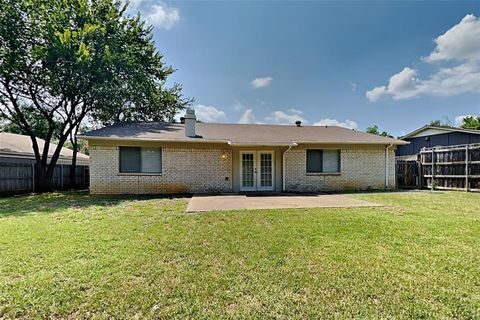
[0,132,90,194]
[79,109,407,195]
[396,125,480,160]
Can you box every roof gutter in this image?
[78,135,409,146]
[282,141,298,192]
[293,140,409,145]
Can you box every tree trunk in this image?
[35,162,54,193]
[69,135,78,189]
[32,130,71,193]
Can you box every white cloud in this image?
[313,118,358,129]
[266,110,306,125]
[366,67,420,101]
[251,76,272,89]
[176,105,227,123]
[126,1,180,29]
[144,3,180,29]
[454,115,466,126]
[421,61,480,96]
[193,105,227,123]
[232,102,245,112]
[238,109,256,124]
[237,107,358,129]
[288,108,303,115]
[424,14,480,63]
[239,108,305,125]
[367,14,480,102]
[366,86,387,102]
[127,0,144,9]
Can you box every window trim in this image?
[118,146,163,175]
[305,148,341,175]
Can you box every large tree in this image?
[0,0,191,191]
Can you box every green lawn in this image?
[0,191,479,319]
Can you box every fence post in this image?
[417,155,422,189]
[61,164,64,190]
[431,149,435,191]
[465,145,469,192]
[32,163,35,193]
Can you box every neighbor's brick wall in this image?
[284,147,396,192]
[89,146,232,194]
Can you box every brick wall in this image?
[89,145,232,194]
[284,147,396,192]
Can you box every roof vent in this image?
[295,120,302,127]
[180,117,185,124]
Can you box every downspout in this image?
[283,141,298,192]
[385,143,394,190]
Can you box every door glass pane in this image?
[260,153,273,187]
[242,153,254,187]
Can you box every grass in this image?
[0,191,479,319]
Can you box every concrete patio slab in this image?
[186,193,382,212]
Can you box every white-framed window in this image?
[119,147,162,173]
[306,149,340,173]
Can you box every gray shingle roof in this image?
[400,125,480,139]
[0,132,89,163]
[79,122,408,146]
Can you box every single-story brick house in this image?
[79,109,408,194]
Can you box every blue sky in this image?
[127,1,480,137]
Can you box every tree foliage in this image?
[366,125,393,138]
[0,106,61,139]
[0,0,191,191]
[429,119,452,127]
[460,116,480,130]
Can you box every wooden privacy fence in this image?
[420,143,480,192]
[0,162,89,195]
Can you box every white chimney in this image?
[184,108,196,137]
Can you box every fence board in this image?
[396,160,419,189]
[420,143,480,192]
[0,161,89,195]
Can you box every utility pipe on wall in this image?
[282,141,298,192]
[385,143,394,190]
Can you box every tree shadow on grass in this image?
[0,191,192,218]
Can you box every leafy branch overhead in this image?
[366,125,393,138]
[0,0,192,191]
[460,116,480,130]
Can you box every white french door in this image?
[240,151,274,191]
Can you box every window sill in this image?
[306,172,341,176]
[118,172,163,176]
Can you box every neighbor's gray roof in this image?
[400,125,480,139]
[79,122,408,146]
[0,132,89,162]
